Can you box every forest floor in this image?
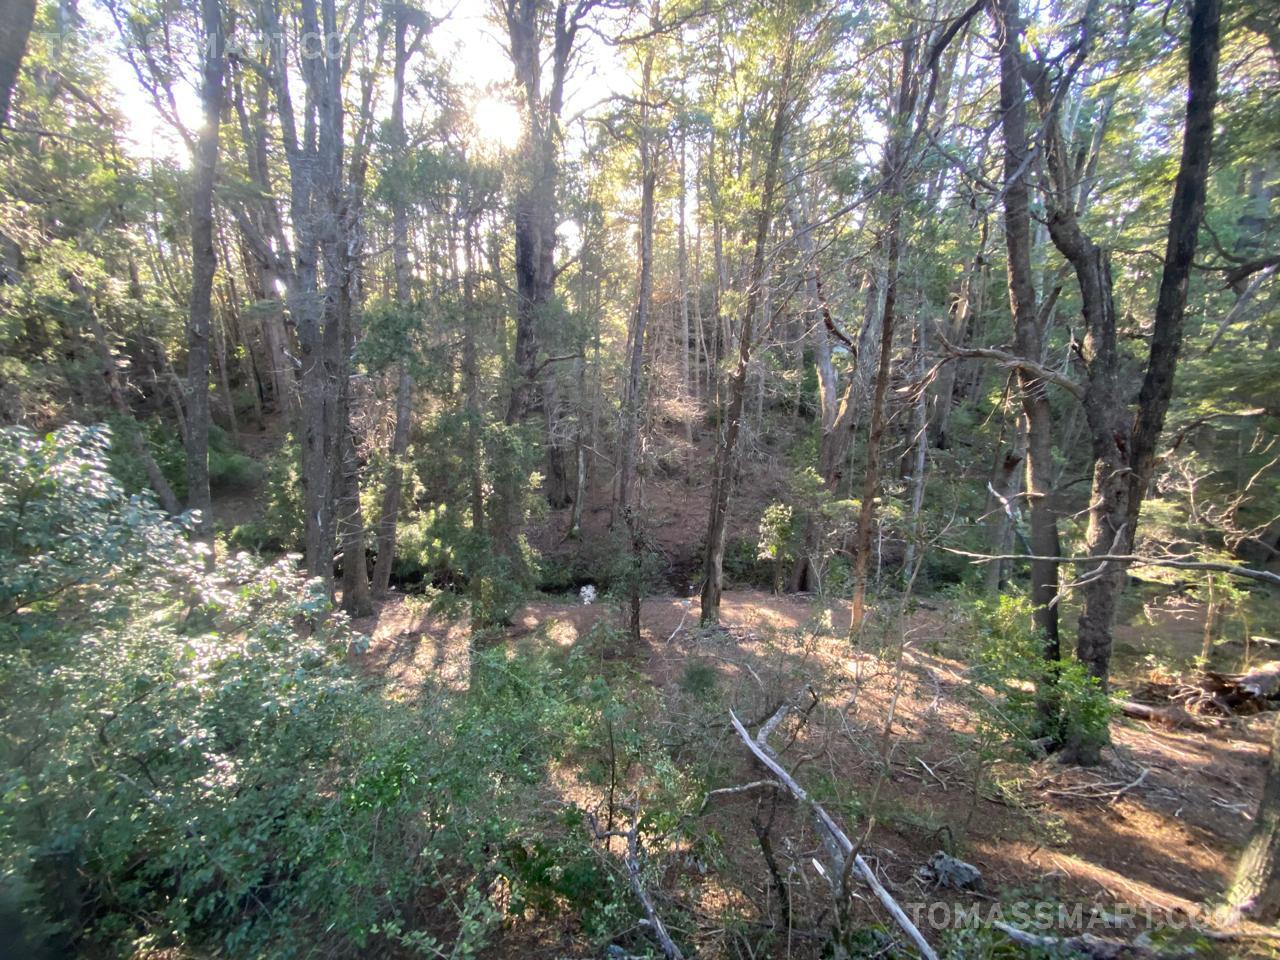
[351,586,1280,958]
[204,424,1280,956]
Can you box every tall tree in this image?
[499,0,598,520]
[185,0,225,553]
[700,38,793,626]
[371,4,429,597]
[1029,0,1221,694]
[992,0,1062,666]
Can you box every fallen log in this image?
[728,706,940,960]
[1136,661,1280,717]
[1118,700,1207,730]
[992,921,1175,959]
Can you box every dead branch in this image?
[942,547,1280,589]
[992,921,1177,959]
[589,808,686,960]
[1117,700,1208,730]
[728,706,940,960]
[933,330,1085,400]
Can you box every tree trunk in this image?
[0,0,35,128]
[1031,0,1219,691]
[993,0,1061,662]
[616,46,656,522]
[700,45,793,626]
[901,322,929,581]
[184,0,224,554]
[371,7,416,598]
[1222,711,1280,923]
[849,34,919,635]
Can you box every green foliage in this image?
[757,501,796,591]
[0,423,650,957]
[965,593,1114,756]
[104,412,187,499]
[720,535,776,589]
[207,424,263,491]
[227,435,303,551]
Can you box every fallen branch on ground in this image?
[992,921,1176,959]
[589,808,686,960]
[728,703,940,960]
[1118,700,1208,730]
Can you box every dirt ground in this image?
[351,586,1280,958]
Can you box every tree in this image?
[1027,0,1222,693]
[991,0,1062,668]
[700,34,793,626]
[185,0,225,554]
[1221,710,1280,923]
[0,0,36,129]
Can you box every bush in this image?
[208,423,263,491]
[0,423,631,957]
[965,593,1113,755]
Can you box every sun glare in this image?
[470,95,524,152]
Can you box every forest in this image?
[1,0,1279,955]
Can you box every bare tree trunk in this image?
[700,45,793,626]
[616,36,658,643]
[993,0,1060,661]
[1028,0,1220,693]
[849,35,919,636]
[616,45,655,523]
[677,117,693,447]
[371,7,418,597]
[984,397,1027,594]
[184,0,224,555]
[1222,711,1280,923]
[901,322,929,580]
[0,0,35,127]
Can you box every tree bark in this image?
[184,0,224,555]
[371,6,418,597]
[1222,711,1280,923]
[849,34,919,635]
[0,0,35,128]
[1029,0,1220,691]
[993,0,1060,661]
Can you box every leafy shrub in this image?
[0,423,630,957]
[965,593,1113,755]
[720,535,775,589]
[208,423,263,491]
[104,411,187,499]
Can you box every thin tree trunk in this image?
[700,44,793,626]
[0,0,35,127]
[901,322,929,580]
[849,35,919,636]
[371,6,416,597]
